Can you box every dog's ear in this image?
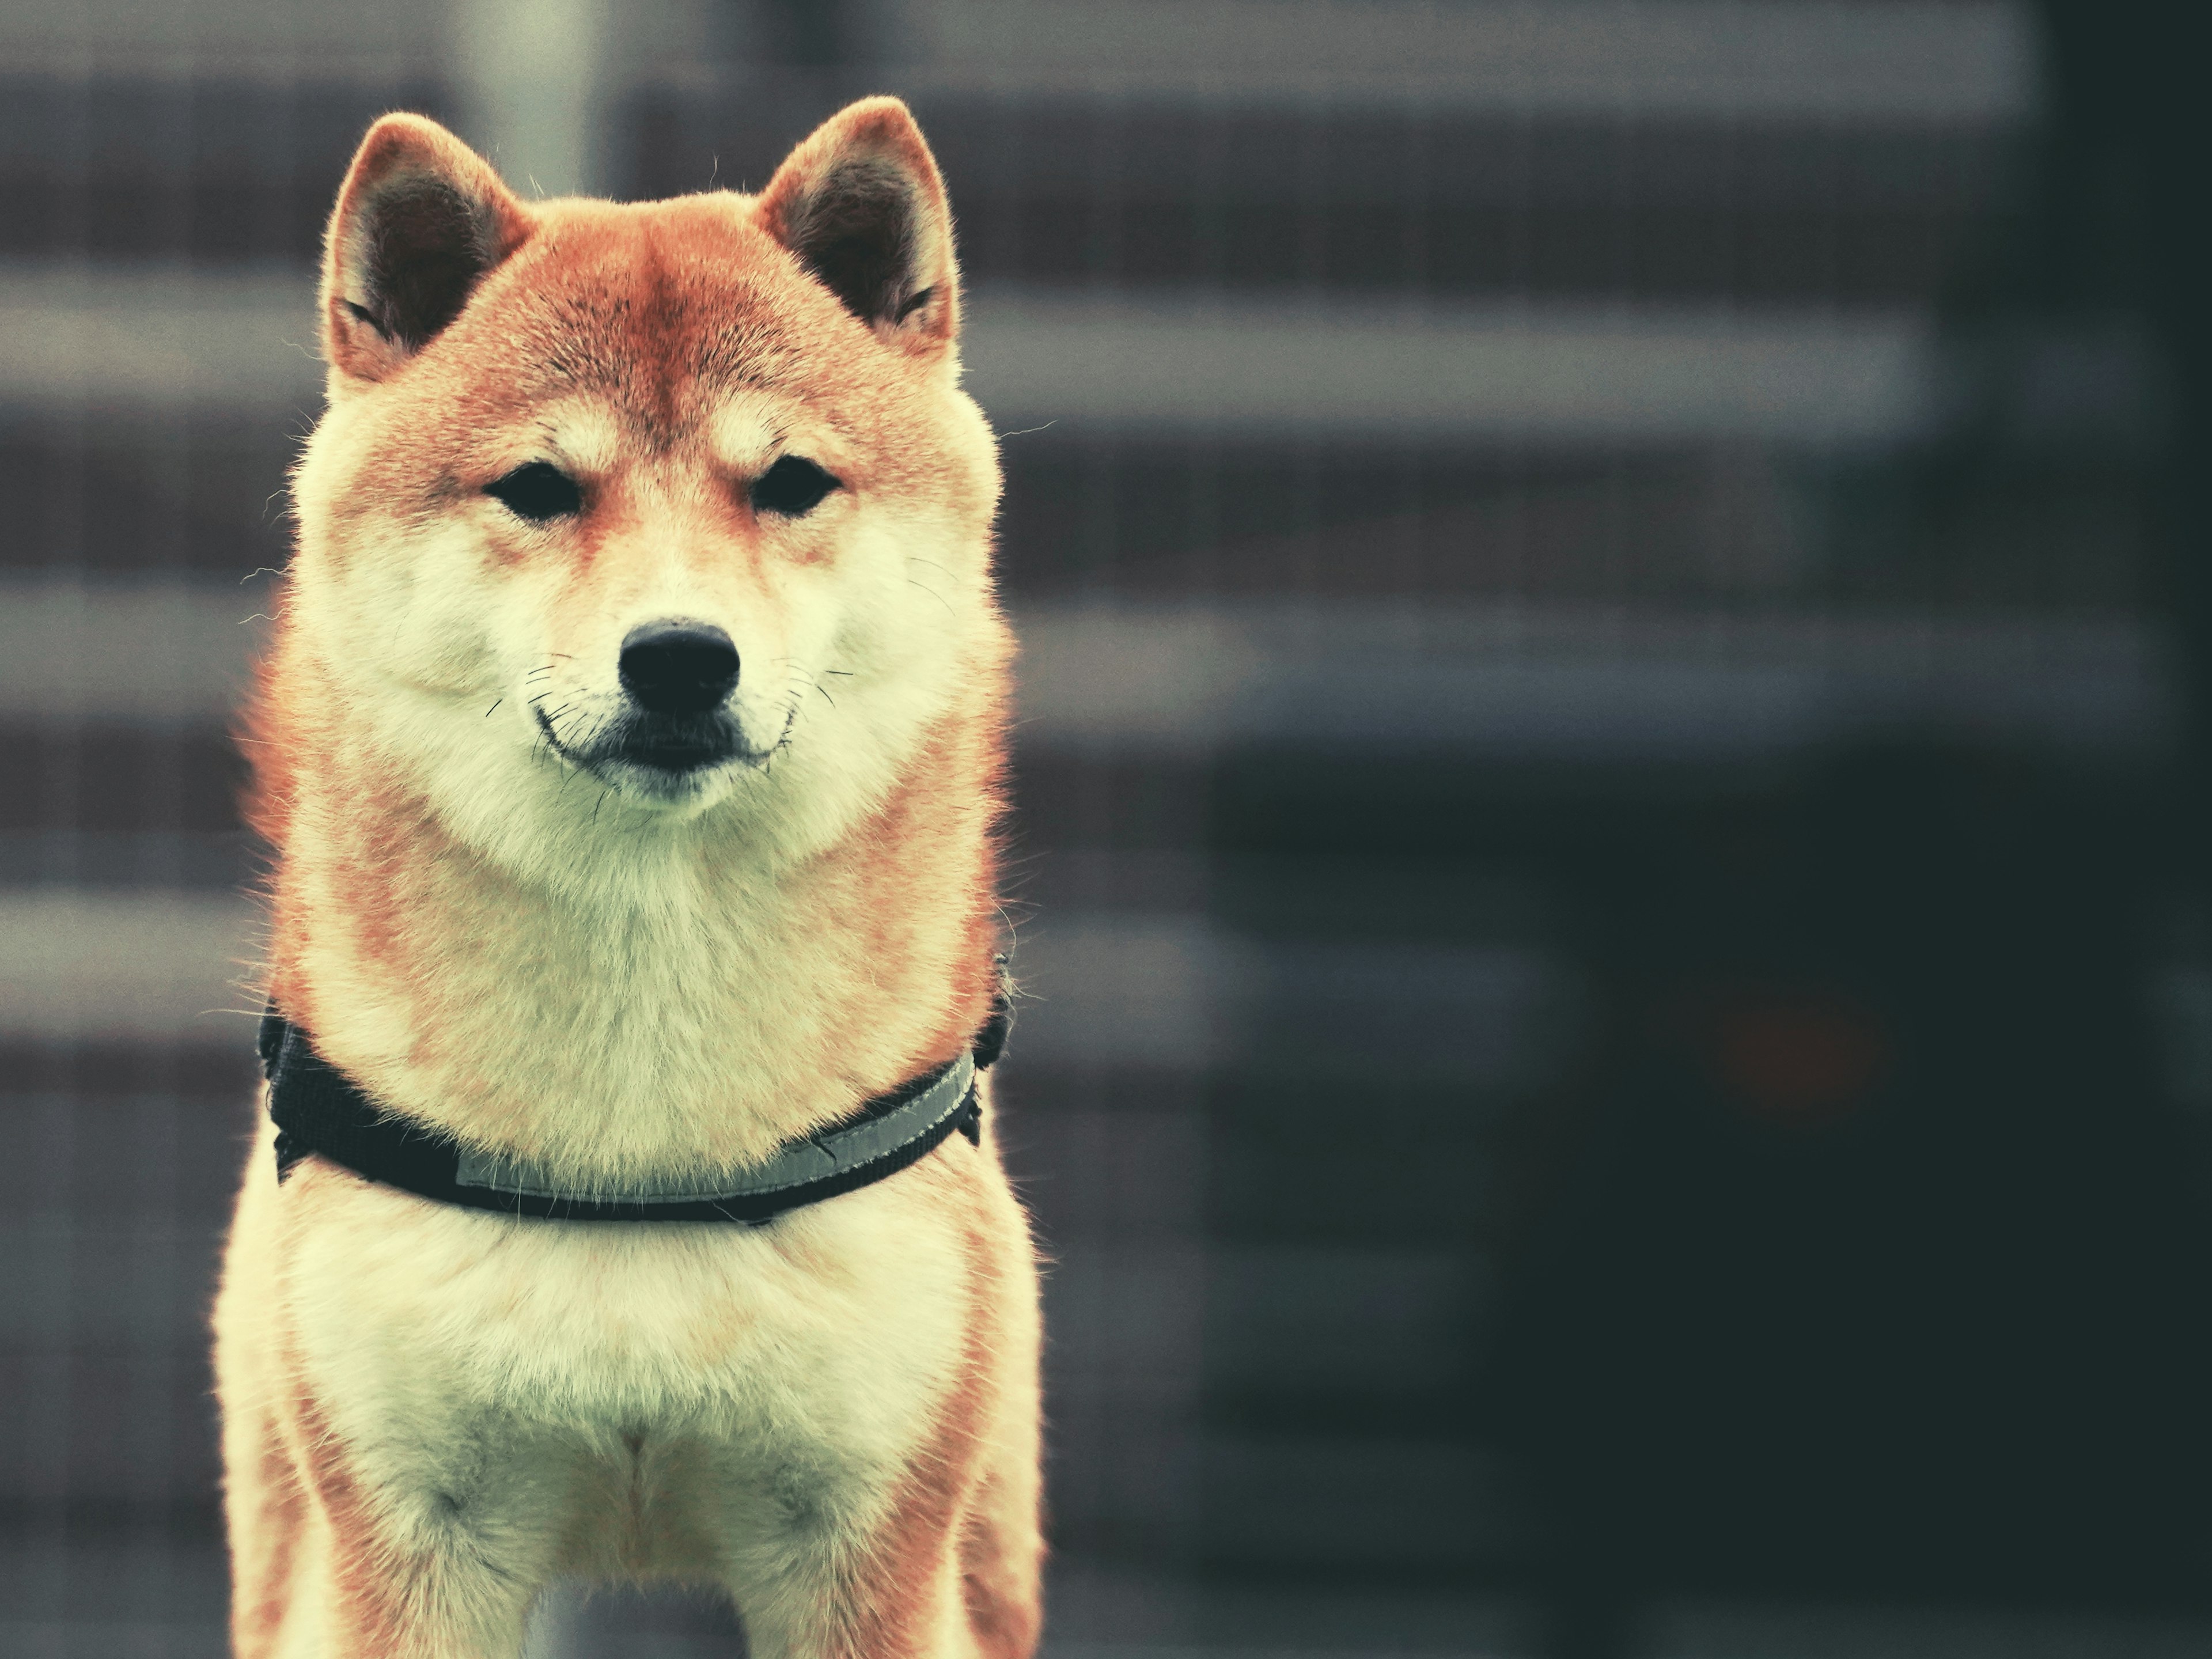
[321,113,533,385]
[756,97,959,357]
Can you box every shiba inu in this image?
[211,100,1042,1658]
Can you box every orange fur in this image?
[214,101,1043,1658]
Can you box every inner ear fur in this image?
[756,97,960,354]
[321,113,532,384]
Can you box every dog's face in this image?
[286,105,1002,862]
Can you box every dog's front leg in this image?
[272,1397,587,1659]
[723,1532,977,1659]
[701,1453,983,1659]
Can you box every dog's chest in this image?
[286,1164,972,1491]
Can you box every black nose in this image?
[619,622,740,716]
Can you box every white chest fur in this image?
[268,1133,976,1578]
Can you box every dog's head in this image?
[284,103,1003,865]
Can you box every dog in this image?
[211,100,1041,1659]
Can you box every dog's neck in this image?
[258,646,1006,1186]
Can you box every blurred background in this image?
[5,1,2211,1655]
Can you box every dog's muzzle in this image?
[612,621,756,773]
[533,619,797,782]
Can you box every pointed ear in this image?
[756,97,959,356]
[320,113,532,384]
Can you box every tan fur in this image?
[213,101,1043,1658]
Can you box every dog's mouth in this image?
[535,707,790,788]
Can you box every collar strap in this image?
[258,986,1006,1225]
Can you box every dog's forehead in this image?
[524,393,786,477]
[462,197,862,431]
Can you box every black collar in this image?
[258,982,1010,1225]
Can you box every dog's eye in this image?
[749,456,841,518]
[486,461,582,523]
